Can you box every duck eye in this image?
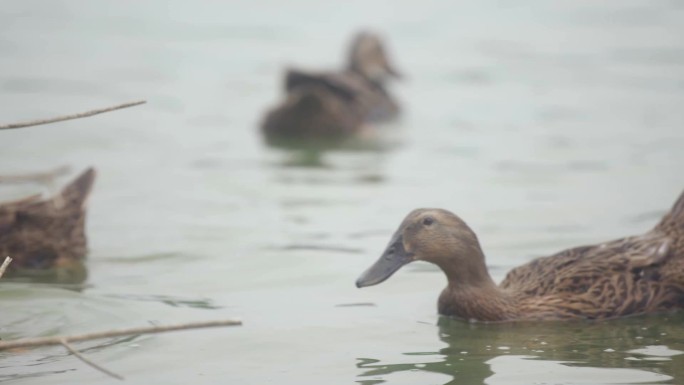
[422,217,434,226]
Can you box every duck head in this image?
[356,209,489,288]
[347,31,401,83]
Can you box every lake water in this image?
[1,1,684,384]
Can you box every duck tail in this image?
[657,188,684,229]
[58,167,96,210]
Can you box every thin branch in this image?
[0,257,12,278]
[60,338,124,381]
[0,165,71,184]
[0,319,242,351]
[0,100,147,130]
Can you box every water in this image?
[1,0,683,384]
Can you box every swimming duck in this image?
[356,190,684,321]
[261,31,401,141]
[0,167,95,274]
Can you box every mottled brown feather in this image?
[496,191,684,320]
[0,168,95,273]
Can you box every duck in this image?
[261,31,401,142]
[0,167,95,275]
[356,190,684,321]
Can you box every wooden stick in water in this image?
[0,257,12,278]
[60,338,125,381]
[0,319,242,351]
[0,165,71,184]
[0,100,146,130]
[2,320,242,379]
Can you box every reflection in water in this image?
[486,355,671,385]
[0,366,76,383]
[279,149,329,168]
[0,335,139,383]
[357,314,684,385]
[0,284,149,382]
[5,261,88,286]
[266,124,400,169]
[102,293,222,310]
[269,139,393,191]
[267,129,394,213]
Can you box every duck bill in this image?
[356,234,413,288]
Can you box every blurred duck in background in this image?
[261,31,401,144]
[0,168,95,282]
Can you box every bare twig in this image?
[0,165,71,184]
[60,338,124,381]
[0,100,146,130]
[0,319,242,351]
[0,257,12,278]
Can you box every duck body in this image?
[261,31,400,142]
[357,190,684,322]
[0,168,95,274]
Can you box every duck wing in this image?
[284,69,399,122]
[500,233,672,297]
[500,190,684,318]
[284,69,366,102]
[502,190,684,297]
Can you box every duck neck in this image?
[437,249,518,321]
[346,64,384,88]
[439,282,518,322]
[439,240,496,287]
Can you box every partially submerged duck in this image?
[0,168,95,275]
[356,190,684,321]
[261,31,401,142]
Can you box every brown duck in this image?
[0,167,95,274]
[261,31,401,141]
[356,190,684,321]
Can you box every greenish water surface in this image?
[1,1,683,384]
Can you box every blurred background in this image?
[1,1,683,384]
